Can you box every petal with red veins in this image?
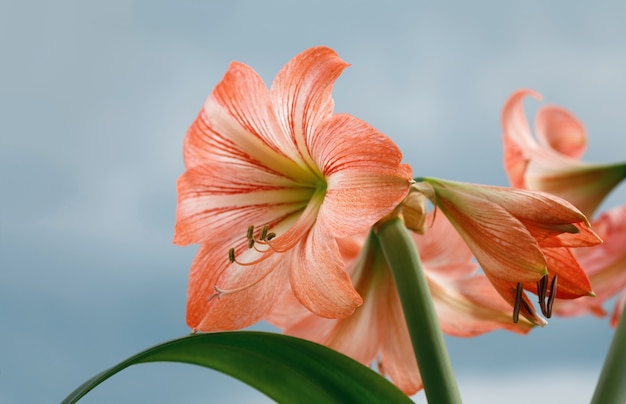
[186,243,289,331]
[288,224,363,318]
[270,46,349,170]
[312,113,412,237]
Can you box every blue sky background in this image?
[1,1,625,402]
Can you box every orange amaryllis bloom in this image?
[553,205,626,326]
[413,178,601,325]
[174,47,412,331]
[501,89,626,218]
[267,212,534,395]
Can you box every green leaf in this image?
[62,331,412,404]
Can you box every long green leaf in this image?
[62,331,412,403]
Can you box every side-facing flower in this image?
[501,89,626,218]
[502,89,626,324]
[413,178,601,325]
[174,47,412,331]
[267,212,536,395]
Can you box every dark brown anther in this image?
[247,238,255,249]
[546,275,558,318]
[266,232,276,241]
[513,282,523,323]
[260,225,268,241]
[228,248,236,263]
[537,274,549,316]
[246,225,254,240]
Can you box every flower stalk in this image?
[591,312,626,404]
[377,218,461,403]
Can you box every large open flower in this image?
[174,47,412,331]
[414,178,601,324]
[267,212,533,395]
[501,89,626,218]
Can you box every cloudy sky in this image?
[1,0,625,402]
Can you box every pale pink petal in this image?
[313,113,412,237]
[535,105,587,160]
[412,212,478,279]
[433,275,535,336]
[283,286,384,365]
[288,224,363,318]
[502,133,529,189]
[270,46,349,170]
[186,243,289,331]
[379,284,422,395]
[501,89,543,187]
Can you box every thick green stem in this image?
[377,218,461,403]
[591,312,626,404]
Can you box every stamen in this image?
[228,248,236,263]
[260,225,268,241]
[247,238,255,249]
[266,232,276,241]
[546,275,558,318]
[246,225,255,240]
[537,274,549,316]
[513,282,523,323]
[209,264,277,300]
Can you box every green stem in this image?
[591,312,626,404]
[377,218,461,403]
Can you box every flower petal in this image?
[522,247,593,299]
[186,243,289,331]
[288,224,363,318]
[535,105,587,159]
[313,113,412,237]
[433,184,548,282]
[412,212,478,279]
[379,284,422,395]
[433,275,536,335]
[184,61,314,181]
[270,46,349,172]
[174,162,312,245]
[554,205,626,318]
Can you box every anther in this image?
[537,274,549,316]
[513,282,523,323]
[546,275,558,318]
[246,225,255,240]
[247,238,255,249]
[228,248,236,263]
[260,225,268,241]
[266,232,276,241]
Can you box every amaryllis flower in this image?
[413,178,601,325]
[501,89,626,218]
[267,212,533,395]
[174,47,412,331]
[502,89,626,325]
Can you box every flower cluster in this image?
[174,48,624,394]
